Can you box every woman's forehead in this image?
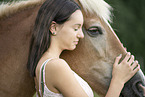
[68,10,84,24]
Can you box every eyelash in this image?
[74,29,78,31]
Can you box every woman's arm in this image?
[105,52,140,97]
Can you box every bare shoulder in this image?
[45,58,73,86]
[45,58,71,72]
[44,58,73,81]
[45,58,88,97]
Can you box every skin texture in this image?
[0,0,144,97]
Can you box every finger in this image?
[131,60,138,70]
[128,55,134,65]
[114,54,122,66]
[124,47,127,51]
[133,64,140,74]
[122,52,131,62]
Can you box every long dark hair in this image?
[27,0,81,77]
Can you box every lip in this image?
[74,41,79,44]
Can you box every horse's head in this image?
[61,0,145,96]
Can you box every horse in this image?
[0,0,144,97]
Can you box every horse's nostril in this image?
[138,84,145,96]
[132,80,145,97]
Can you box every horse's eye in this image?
[87,26,102,37]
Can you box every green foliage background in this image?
[105,0,145,74]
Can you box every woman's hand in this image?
[105,52,140,97]
[112,52,140,85]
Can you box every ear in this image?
[50,21,57,35]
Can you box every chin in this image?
[67,46,77,51]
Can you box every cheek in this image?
[62,28,75,38]
[59,27,77,43]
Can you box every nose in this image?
[132,80,145,97]
[77,29,84,39]
[139,84,145,96]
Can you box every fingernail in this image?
[128,52,131,55]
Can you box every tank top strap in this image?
[38,58,53,97]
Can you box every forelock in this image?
[78,0,112,22]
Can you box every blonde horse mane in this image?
[0,0,112,22]
[0,0,44,19]
[78,0,112,22]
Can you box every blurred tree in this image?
[105,0,145,73]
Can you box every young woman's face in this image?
[56,10,84,50]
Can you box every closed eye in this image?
[74,29,78,31]
[87,26,103,37]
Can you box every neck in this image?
[45,42,63,59]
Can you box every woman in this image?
[27,0,140,97]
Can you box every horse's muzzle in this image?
[139,84,145,96]
[120,70,145,97]
[132,80,145,97]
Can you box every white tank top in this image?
[37,59,94,97]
